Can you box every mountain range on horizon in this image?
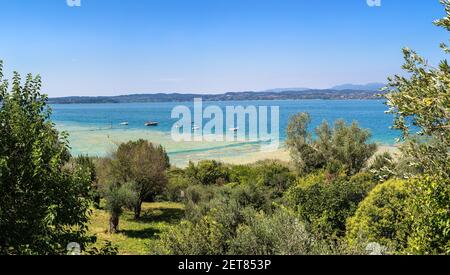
[330,83,386,91]
[262,83,385,93]
[48,83,386,104]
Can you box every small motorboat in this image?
[145,121,159,127]
[119,122,129,126]
[229,127,239,132]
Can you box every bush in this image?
[346,179,411,253]
[183,184,222,222]
[225,182,273,213]
[151,214,227,255]
[369,152,396,182]
[183,180,273,224]
[252,160,296,197]
[165,168,191,202]
[229,207,327,255]
[228,161,295,202]
[287,172,375,239]
[406,175,450,254]
[152,206,345,255]
[185,160,230,185]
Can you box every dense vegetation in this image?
[0,1,449,256]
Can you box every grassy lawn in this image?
[88,202,184,255]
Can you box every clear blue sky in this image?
[0,0,447,97]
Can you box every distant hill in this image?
[262,87,311,93]
[48,89,384,104]
[331,83,385,91]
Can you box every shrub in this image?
[229,207,326,255]
[185,160,230,185]
[369,152,396,182]
[165,168,191,202]
[346,179,411,253]
[406,175,450,254]
[152,206,343,255]
[287,172,375,239]
[183,184,222,222]
[226,182,273,213]
[151,214,227,255]
[252,160,296,197]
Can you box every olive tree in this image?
[286,113,377,176]
[384,0,449,178]
[102,182,135,233]
[111,140,170,219]
[383,0,450,254]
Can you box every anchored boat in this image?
[145,121,159,127]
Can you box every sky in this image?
[0,0,448,97]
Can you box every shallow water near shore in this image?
[51,100,399,167]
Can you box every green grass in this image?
[88,202,184,255]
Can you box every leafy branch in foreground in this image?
[0,60,95,255]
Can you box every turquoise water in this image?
[50,100,399,165]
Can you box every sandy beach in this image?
[216,145,400,167]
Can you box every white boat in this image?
[229,127,239,132]
[119,122,129,126]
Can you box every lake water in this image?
[51,100,399,166]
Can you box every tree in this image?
[102,182,135,233]
[0,61,94,255]
[286,113,377,175]
[286,113,325,174]
[74,155,101,208]
[384,0,449,178]
[383,0,450,254]
[111,140,169,219]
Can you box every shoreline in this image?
[56,124,400,168]
[173,144,400,168]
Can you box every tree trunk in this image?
[109,214,119,234]
[134,199,143,220]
